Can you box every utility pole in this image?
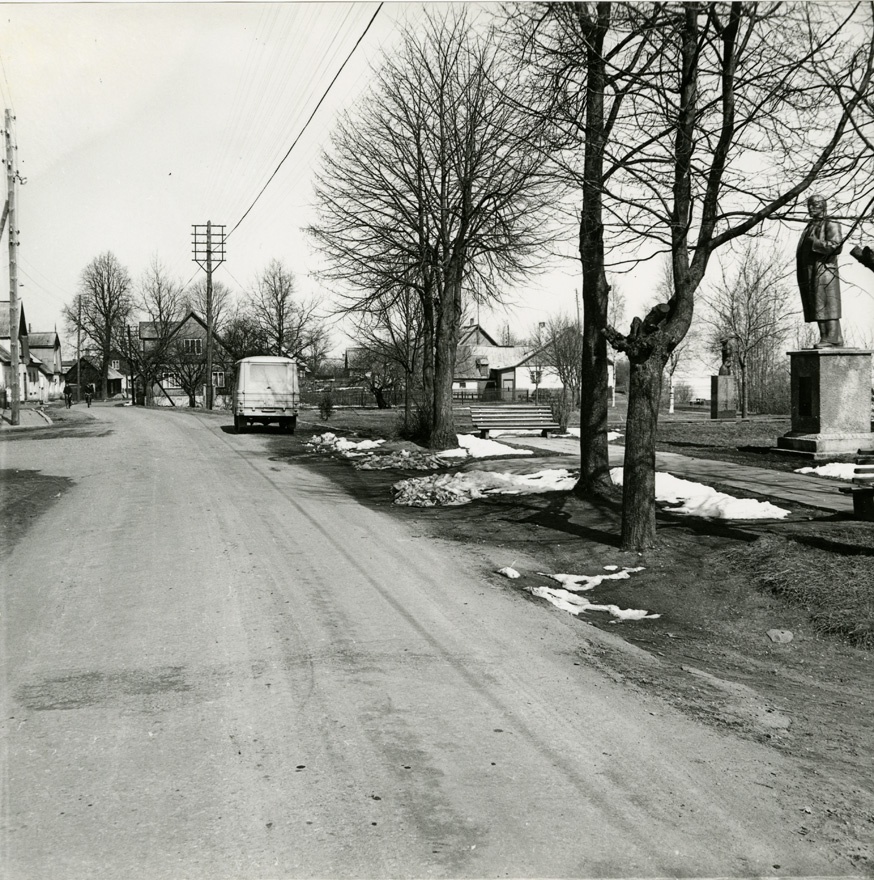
[5,109,20,425]
[126,324,136,405]
[76,296,82,403]
[192,222,225,410]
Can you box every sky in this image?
[1,1,873,362]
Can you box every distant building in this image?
[453,321,613,401]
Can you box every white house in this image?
[452,322,614,401]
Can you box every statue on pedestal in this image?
[796,194,844,348]
[718,338,734,376]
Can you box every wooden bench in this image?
[838,450,874,520]
[467,404,561,439]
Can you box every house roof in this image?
[139,309,227,347]
[28,332,60,349]
[458,323,500,347]
[455,344,530,378]
[0,300,28,339]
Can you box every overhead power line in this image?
[227,2,382,239]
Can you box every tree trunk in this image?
[573,2,614,499]
[740,364,748,419]
[621,353,667,550]
[404,366,412,430]
[429,276,461,449]
[420,296,435,437]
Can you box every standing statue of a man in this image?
[796,194,844,348]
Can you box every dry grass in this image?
[731,534,874,648]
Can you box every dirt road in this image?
[0,405,860,878]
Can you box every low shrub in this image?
[318,392,334,421]
[550,394,572,432]
[396,406,432,444]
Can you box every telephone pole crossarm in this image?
[191,222,227,410]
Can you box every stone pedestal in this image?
[710,375,736,420]
[776,349,874,459]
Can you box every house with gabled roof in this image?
[28,331,64,401]
[0,300,35,403]
[64,356,126,398]
[138,309,232,406]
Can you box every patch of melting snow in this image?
[610,467,790,520]
[393,469,577,507]
[794,462,857,481]
[438,434,534,458]
[530,586,660,620]
[537,566,646,592]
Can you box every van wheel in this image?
[285,416,297,434]
[234,415,246,433]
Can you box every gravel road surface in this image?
[0,405,857,878]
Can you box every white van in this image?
[232,356,299,433]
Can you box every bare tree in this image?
[221,301,266,363]
[249,259,325,360]
[164,338,205,408]
[63,252,133,398]
[700,243,795,418]
[353,288,424,428]
[129,257,185,404]
[183,277,232,334]
[602,2,874,549]
[310,8,555,448]
[538,314,584,408]
[503,2,668,493]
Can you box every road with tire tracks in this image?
[0,403,856,878]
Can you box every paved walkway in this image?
[497,435,855,515]
[0,405,53,430]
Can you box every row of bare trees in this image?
[309,3,874,551]
[63,253,331,404]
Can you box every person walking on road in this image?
[84,383,93,407]
[63,383,73,408]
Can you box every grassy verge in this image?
[730,533,874,648]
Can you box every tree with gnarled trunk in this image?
[604,1,874,549]
[309,8,554,448]
[63,252,134,399]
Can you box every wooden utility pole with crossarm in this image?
[192,222,226,410]
[4,109,21,425]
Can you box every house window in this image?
[529,369,542,384]
[161,372,181,388]
[111,359,120,370]
[212,371,225,389]
[458,381,467,388]
[183,338,203,355]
